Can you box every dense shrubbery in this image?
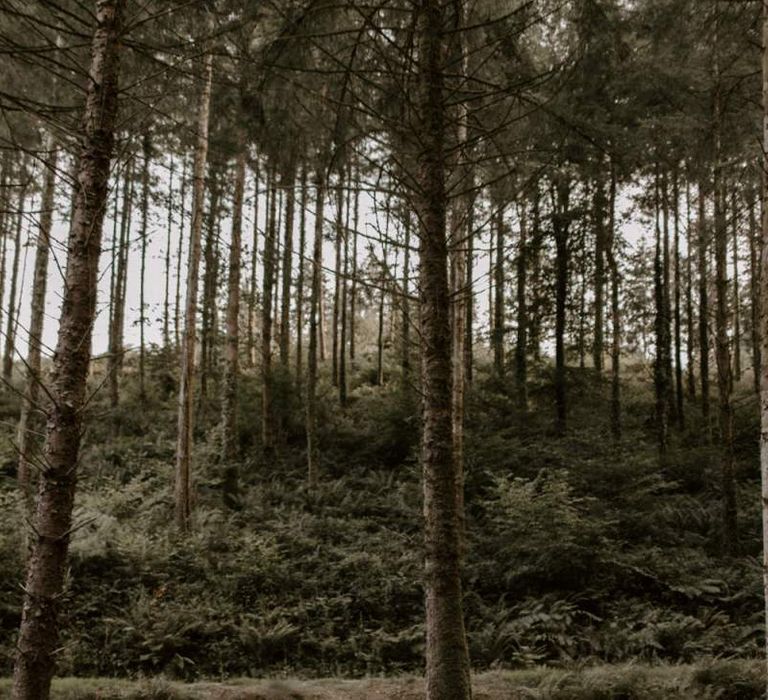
[0,355,764,680]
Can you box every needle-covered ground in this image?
[0,662,764,699]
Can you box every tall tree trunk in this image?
[654,170,669,457]
[296,166,308,386]
[332,169,344,387]
[593,172,606,374]
[339,167,350,406]
[732,190,742,382]
[686,178,697,400]
[750,181,760,395]
[247,161,260,368]
[402,209,412,378]
[349,171,359,364]
[607,165,621,438]
[3,175,26,380]
[279,161,296,366]
[416,2,472,696]
[11,3,124,695]
[493,202,505,375]
[17,141,57,508]
[515,197,528,409]
[138,134,151,400]
[698,179,711,424]
[261,163,278,453]
[529,186,542,361]
[200,171,220,404]
[221,130,246,504]
[714,76,737,550]
[174,156,187,351]
[673,168,684,427]
[553,178,570,436]
[108,157,133,408]
[758,2,768,687]
[307,171,325,488]
[661,170,676,426]
[163,156,174,351]
[464,200,474,385]
[174,40,214,533]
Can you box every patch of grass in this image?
[0,662,763,699]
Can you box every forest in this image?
[1,0,768,698]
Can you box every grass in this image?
[0,661,764,699]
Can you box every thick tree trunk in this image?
[307,172,325,488]
[174,42,214,533]
[415,3,472,697]
[11,3,124,696]
[221,132,246,504]
[17,142,58,508]
[3,176,26,380]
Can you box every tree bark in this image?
[221,130,246,503]
[673,169,684,427]
[339,167,350,406]
[731,190,742,382]
[279,161,296,367]
[174,156,188,351]
[593,172,606,374]
[350,171,359,364]
[138,133,151,400]
[416,3,472,697]
[750,181,760,395]
[553,178,570,436]
[163,156,174,351]
[261,163,278,453]
[307,171,325,488]
[174,41,214,533]
[3,174,26,381]
[493,202,505,376]
[296,165,308,386]
[11,3,124,695]
[17,141,58,509]
[685,178,697,400]
[247,161,260,368]
[515,197,528,409]
[654,170,669,457]
[698,179,711,425]
[607,165,621,438]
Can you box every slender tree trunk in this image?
[279,161,296,366]
[138,134,151,400]
[732,190,742,382]
[654,170,669,457]
[699,179,711,425]
[416,3,472,696]
[529,186,542,361]
[493,203,505,375]
[686,178,697,400]
[593,172,606,374]
[11,4,124,696]
[750,182,760,395]
[332,169,344,387]
[296,166,308,386]
[515,197,528,409]
[17,142,58,508]
[163,156,174,351]
[200,172,220,404]
[174,156,187,351]
[3,176,26,380]
[0,153,10,339]
[247,161,260,368]
[607,165,621,438]
[464,200,474,385]
[662,170,677,426]
[553,180,570,436]
[339,168,350,406]
[350,172,359,364]
[402,210,412,377]
[307,171,325,488]
[261,163,278,453]
[174,41,214,533]
[758,3,768,688]
[221,130,246,504]
[108,157,133,407]
[673,168,684,427]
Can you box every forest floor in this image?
[0,662,764,699]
